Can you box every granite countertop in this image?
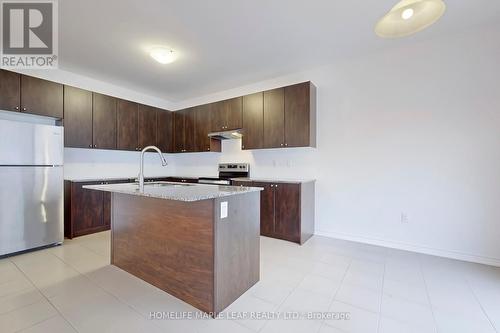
[65,177,134,183]
[66,176,199,183]
[231,177,316,184]
[83,182,262,202]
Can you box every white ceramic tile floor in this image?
[0,231,499,333]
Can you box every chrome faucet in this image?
[138,146,168,192]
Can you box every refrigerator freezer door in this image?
[0,166,64,256]
[0,119,63,166]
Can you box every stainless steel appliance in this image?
[0,119,64,257]
[198,163,250,185]
[207,129,243,140]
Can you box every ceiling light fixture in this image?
[149,46,177,64]
[375,0,446,38]
[401,8,414,20]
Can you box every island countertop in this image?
[83,182,262,202]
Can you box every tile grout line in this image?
[253,250,339,333]
[317,256,354,332]
[254,260,311,333]
[375,258,387,333]
[11,244,151,333]
[463,276,499,333]
[418,255,440,333]
[9,256,79,333]
[48,243,168,326]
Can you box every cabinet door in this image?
[274,183,301,242]
[157,109,174,153]
[21,75,63,118]
[225,97,243,130]
[210,101,225,132]
[263,88,285,148]
[195,104,212,152]
[71,182,104,236]
[64,86,93,148]
[174,110,185,152]
[252,182,275,237]
[284,82,311,147]
[242,92,264,150]
[0,69,21,112]
[210,97,242,131]
[184,108,196,152]
[117,99,138,151]
[93,93,117,150]
[138,104,157,150]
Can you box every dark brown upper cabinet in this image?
[92,93,117,150]
[117,99,138,151]
[242,92,264,150]
[263,88,285,149]
[211,97,242,132]
[194,104,221,153]
[64,86,93,148]
[0,69,21,112]
[21,75,63,118]
[138,104,157,149]
[174,109,185,153]
[284,82,316,148]
[185,108,196,152]
[174,108,195,153]
[157,109,174,153]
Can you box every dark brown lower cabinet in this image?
[64,179,130,238]
[253,182,274,237]
[233,180,315,244]
[0,69,21,112]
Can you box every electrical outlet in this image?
[220,201,228,219]
[400,212,409,224]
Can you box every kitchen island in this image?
[84,182,262,314]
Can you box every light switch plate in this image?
[220,201,228,219]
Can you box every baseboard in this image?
[314,230,500,267]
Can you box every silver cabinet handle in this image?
[14,106,19,110]
[22,107,27,111]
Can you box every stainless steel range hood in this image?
[208,129,243,140]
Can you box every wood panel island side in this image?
[84,182,262,314]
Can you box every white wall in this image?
[172,23,500,266]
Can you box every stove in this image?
[198,163,249,185]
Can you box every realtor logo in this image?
[1,0,58,68]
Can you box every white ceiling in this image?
[59,0,500,102]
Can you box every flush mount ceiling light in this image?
[149,46,177,64]
[375,0,446,38]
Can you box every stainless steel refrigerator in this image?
[0,119,64,256]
